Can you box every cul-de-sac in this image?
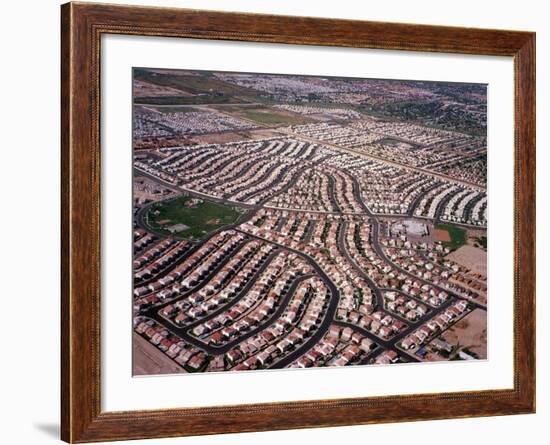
[132,69,487,375]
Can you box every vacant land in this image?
[132,68,488,374]
[245,109,314,125]
[434,223,467,250]
[133,333,186,376]
[446,244,487,276]
[146,196,242,240]
[133,79,192,98]
[150,106,202,114]
[134,95,249,106]
[191,131,252,144]
[440,309,487,359]
[134,68,258,97]
[216,106,314,126]
[134,175,176,206]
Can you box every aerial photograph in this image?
[132,68,487,375]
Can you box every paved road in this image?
[142,251,312,355]
[134,243,193,288]
[202,275,314,353]
[134,138,486,369]
[408,182,445,217]
[333,320,420,363]
[135,167,258,210]
[230,231,341,369]
[210,106,486,191]
[274,127,486,191]
[346,173,486,309]
[336,221,383,308]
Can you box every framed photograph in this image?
[61,2,535,442]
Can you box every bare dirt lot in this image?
[434,228,451,242]
[133,79,193,97]
[249,128,288,138]
[133,333,186,376]
[133,176,176,206]
[446,244,487,276]
[441,309,487,359]
[191,131,252,144]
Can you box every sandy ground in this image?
[446,244,487,276]
[191,131,252,144]
[434,228,451,242]
[133,176,176,205]
[133,79,193,97]
[132,333,186,376]
[441,309,487,359]
[248,128,286,139]
[467,228,487,239]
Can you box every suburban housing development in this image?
[132,68,487,375]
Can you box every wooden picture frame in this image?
[61,2,535,442]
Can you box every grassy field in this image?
[146,196,242,240]
[434,223,467,250]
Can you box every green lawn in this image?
[434,223,467,250]
[146,196,242,240]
